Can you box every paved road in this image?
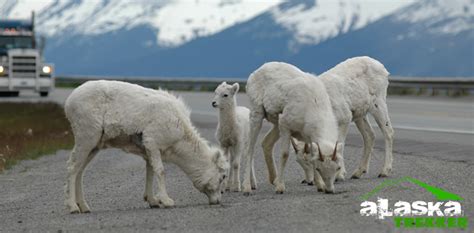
[0,89,473,232]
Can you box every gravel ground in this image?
[0,121,472,233]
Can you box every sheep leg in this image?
[313,169,326,192]
[274,129,291,194]
[224,147,232,191]
[230,146,241,192]
[65,144,95,214]
[250,158,257,190]
[370,99,394,177]
[143,159,153,201]
[147,150,174,208]
[75,148,99,213]
[310,143,326,192]
[351,117,375,179]
[335,123,349,182]
[261,125,279,184]
[242,107,264,195]
[295,157,314,185]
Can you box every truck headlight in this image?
[42,65,52,74]
[0,66,4,74]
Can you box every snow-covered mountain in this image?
[1,0,417,47]
[0,0,472,77]
[271,0,415,45]
[2,0,281,47]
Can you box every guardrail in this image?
[387,76,474,96]
[55,75,474,96]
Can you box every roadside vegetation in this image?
[56,79,470,97]
[0,103,73,172]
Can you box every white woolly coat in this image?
[319,56,390,124]
[64,80,225,180]
[247,62,338,154]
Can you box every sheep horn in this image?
[304,143,310,154]
[290,138,298,153]
[317,143,324,161]
[332,142,338,161]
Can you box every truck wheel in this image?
[40,92,49,97]
[0,91,19,97]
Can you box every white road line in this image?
[390,125,474,135]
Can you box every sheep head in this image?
[195,147,229,205]
[312,141,343,193]
[212,82,239,109]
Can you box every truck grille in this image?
[11,55,37,78]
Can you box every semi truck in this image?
[0,12,54,97]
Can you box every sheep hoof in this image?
[143,196,148,202]
[77,204,91,213]
[351,175,361,179]
[351,169,365,179]
[301,180,307,184]
[243,191,252,196]
[67,203,81,214]
[335,176,345,182]
[251,186,257,190]
[317,188,325,192]
[378,173,388,178]
[148,196,175,208]
[307,181,314,186]
[242,184,252,194]
[275,184,285,194]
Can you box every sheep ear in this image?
[290,138,298,153]
[213,149,229,172]
[232,83,239,94]
[316,143,324,161]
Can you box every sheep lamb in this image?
[212,82,256,192]
[64,80,229,214]
[243,62,342,194]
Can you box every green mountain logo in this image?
[360,176,463,201]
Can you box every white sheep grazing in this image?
[280,57,394,185]
[242,62,342,194]
[64,80,229,213]
[320,56,393,179]
[212,82,256,192]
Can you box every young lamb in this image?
[212,82,256,192]
[242,62,342,194]
[293,56,393,183]
[64,80,229,214]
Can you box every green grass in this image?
[0,102,74,172]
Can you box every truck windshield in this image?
[0,36,34,49]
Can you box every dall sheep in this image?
[293,56,394,182]
[64,80,229,213]
[212,82,256,192]
[242,62,342,194]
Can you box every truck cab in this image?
[0,13,54,97]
